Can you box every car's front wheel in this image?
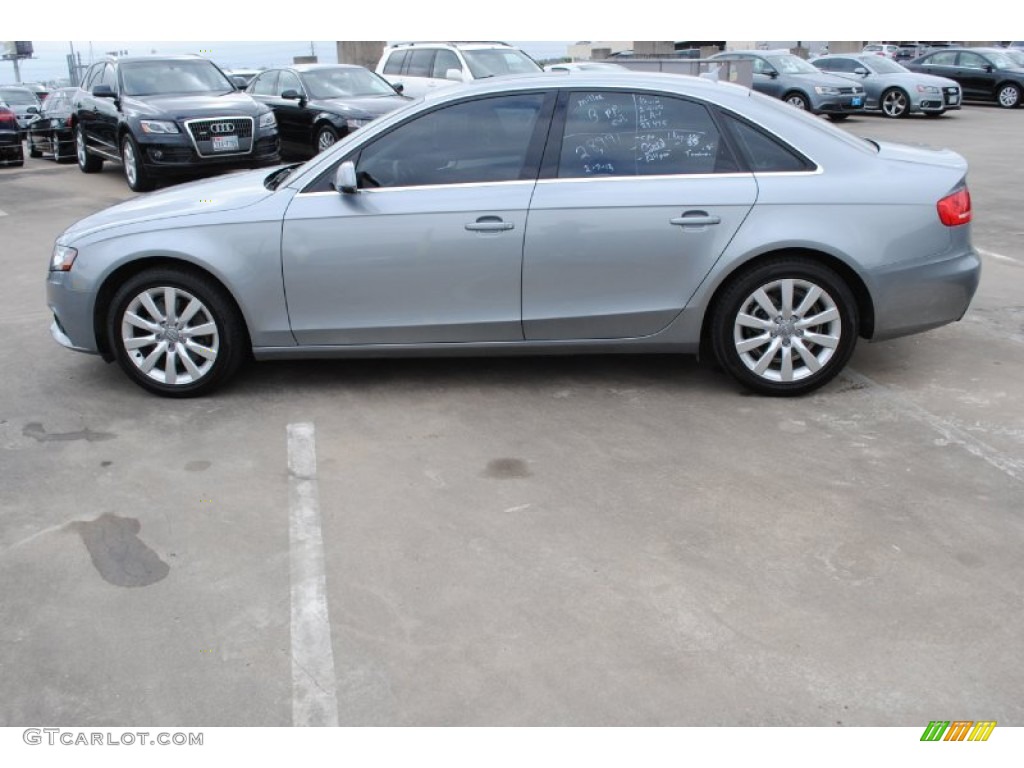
[784,92,810,111]
[881,87,910,118]
[996,82,1021,109]
[75,124,103,172]
[107,268,248,397]
[711,257,859,396]
[316,125,339,154]
[121,133,155,192]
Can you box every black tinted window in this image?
[356,94,545,187]
[558,92,730,178]
[721,113,812,172]
[406,49,435,77]
[383,50,407,75]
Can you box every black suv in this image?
[72,55,281,191]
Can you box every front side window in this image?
[406,49,435,78]
[99,64,118,90]
[303,68,396,98]
[957,53,986,70]
[356,93,546,188]
[251,71,279,96]
[558,91,730,178]
[277,71,303,97]
[462,49,541,78]
[817,58,857,73]
[432,50,462,80]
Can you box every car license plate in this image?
[948,95,959,104]
[211,135,239,152]
[851,97,863,107]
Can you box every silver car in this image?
[47,72,980,397]
[812,54,962,118]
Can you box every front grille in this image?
[184,116,254,158]
[838,87,862,95]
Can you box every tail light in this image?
[0,110,17,126]
[937,186,972,226]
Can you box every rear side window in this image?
[720,112,813,172]
[558,91,733,178]
[406,49,435,77]
[383,50,408,75]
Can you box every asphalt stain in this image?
[484,458,531,479]
[101,461,113,467]
[70,514,169,588]
[23,422,116,443]
[184,460,211,472]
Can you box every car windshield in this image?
[0,88,38,105]
[1003,50,1024,67]
[865,57,909,74]
[301,68,396,99]
[765,55,820,75]
[120,60,234,96]
[982,51,1017,69]
[462,49,541,78]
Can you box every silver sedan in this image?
[811,54,962,118]
[47,72,980,397]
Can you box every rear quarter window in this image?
[720,112,814,172]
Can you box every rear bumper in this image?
[869,245,981,342]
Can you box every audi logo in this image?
[209,123,236,134]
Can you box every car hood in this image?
[59,167,278,242]
[874,140,967,172]
[122,91,264,119]
[310,94,410,118]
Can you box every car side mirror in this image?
[767,70,779,79]
[231,76,248,90]
[391,82,404,94]
[334,161,358,194]
[445,68,466,82]
[92,84,116,98]
[281,89,303,101]
[985,65,994,72]
[854,67,869,76]
[27,105,40,114]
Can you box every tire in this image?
[710,257,859,397]
[52,131,70,162]
[996,82,1021,109]
[75,124,103,173]
[880,87,910,118]
[29,137,42,158]
[120,133,155,192]
[107,268,248,397]
[784,92,810,111]
[827,114,849,122]
[315,125,339,155]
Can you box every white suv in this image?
[376,42,541,99]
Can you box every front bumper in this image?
[47,270,101,354]
[135,131,281,174]
[869,245,981,342]
[812,95,865,115]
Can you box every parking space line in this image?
[977,248,1021,265]
[843,369,1024,484]
[0,209,8,217]
[287,422,339,726]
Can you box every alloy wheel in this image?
[882,89,908,118]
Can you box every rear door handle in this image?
[465,216,514,232]
[671,211,721,227]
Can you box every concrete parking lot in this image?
[1,104,1022,726]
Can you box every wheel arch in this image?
[699,247,876,355]
[92,256,253,360]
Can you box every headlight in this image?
[258,111,277,129]
[139,120,179,134]
[916,85,940,94]
[345,118,372,131]
[814,86,841,95]
[50,244,78,272]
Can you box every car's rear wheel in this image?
[316,125,338,154]
[52,131,70,162]
[880,88,910,118]
[75,124,103,172]
[711,257,859,396]
[29,136,42,157]
[996,83,1021,108]
[784,92,810,111]
[121,133,155,192]
[107,268,247,397]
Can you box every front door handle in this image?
[671,211,721,227]
[465,216,514,232]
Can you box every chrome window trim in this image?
[296,179,538,197]
[183,115,256,158]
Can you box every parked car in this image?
[894,43,928,62]
[708,51,865,119]
[544,62,629,73]
[863,44,899,59]
[27,87,77,161]
[906,47,1024,108]
[46,72,980,398]
[811,54,961,118]
[376,42,542,98]
[247,64,409,158]
[0,85,42,136]
[0,103,25,166]
[21,82,50,102]
[71,55,281,191]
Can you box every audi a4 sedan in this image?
[47,72,980,397]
